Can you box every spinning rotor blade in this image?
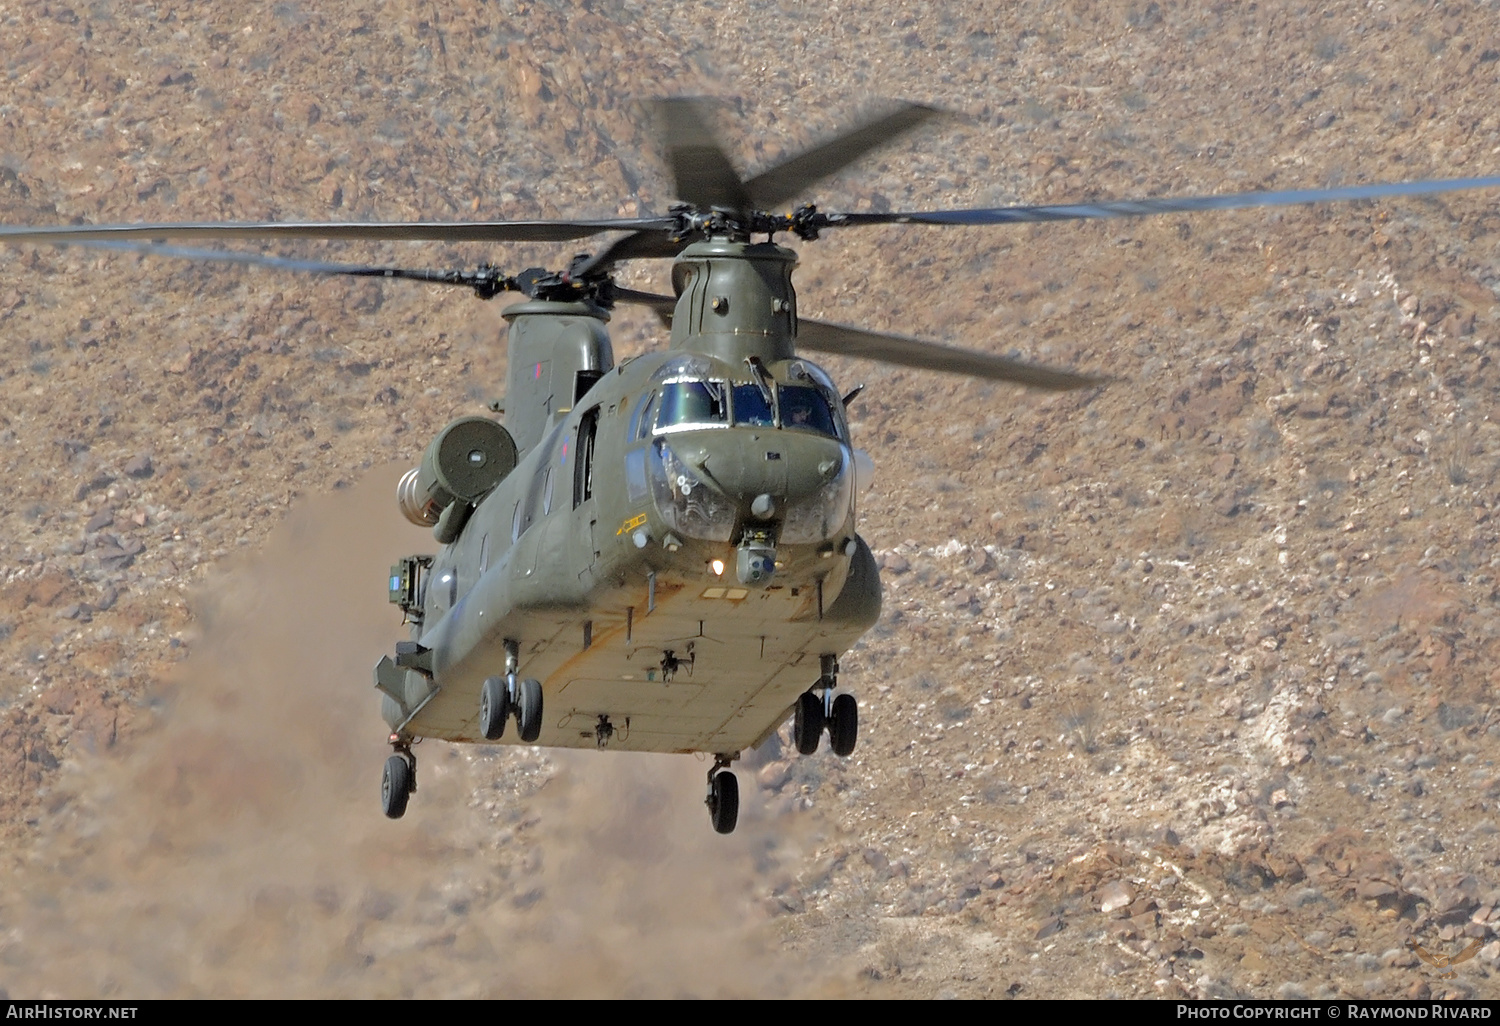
[660,98,751,213]
[744,102,942,210]
[829,174,1500,228]
[0,215,677,246]
[608,290,1099,390]
[796,319,1105,391]
[577,101,943,277]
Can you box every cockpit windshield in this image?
[653,380,728,432]
[777,385,838,437]
[731,383,775,427]
[643,376,842,438]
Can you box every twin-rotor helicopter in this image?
[5,100,1498,833]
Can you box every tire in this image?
[517,677,544,743]
[708,770,739,834]
[480,676,509,740]
[828,693,858,757]
[381,755,412,819]
[793,691,824,755]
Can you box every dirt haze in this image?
[4,471,826,998]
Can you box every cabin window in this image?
[778,385,838,437]
[732,383,775,427]
[653,380,728,433]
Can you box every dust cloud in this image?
[0,469,823,998]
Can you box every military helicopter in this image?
[5,100,1500,833]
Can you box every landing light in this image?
[711,559,725,576]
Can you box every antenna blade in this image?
[827,175,1500,227]
[659,98,750,212]
[796,319,1107,391]
[744,102,944,211]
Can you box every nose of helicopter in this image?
[662,428,850,522]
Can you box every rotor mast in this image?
[668,237,798,366]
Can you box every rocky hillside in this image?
[0,0,1497,999]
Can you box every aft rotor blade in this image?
[660,98,750,212]
[613,286,678,326]
[48,238,523,295]
[796,319,1106,391]
[0,216,677,246]
[829,175,1500,227]
[571,228,697,277]
[744,102,943,211]
[613,287,678,314]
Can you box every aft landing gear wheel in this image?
[381,754,413,819]
[828,692,859,757]
[480,676,509,740]
[516,677,544,743]
[707,769,739,834]
[793,691,824,754]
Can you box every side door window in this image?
[574,407,599,508]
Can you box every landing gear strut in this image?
[382,735,416,819]
[480,641,544,743]
[706,754,740,834]
[792,654,858,757]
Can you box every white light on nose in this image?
[711,559,725,576]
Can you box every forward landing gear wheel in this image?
[381,754,412,819]
[479,676,509,740]
[707,769,739,834]
[794,691,824,754]
[829,693,859,757]
[517,677,544,743]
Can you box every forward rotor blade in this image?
[0,216,677,246]
[829,174,1500,227]
[659,97,750,212]
[796,319,1105,391]
[744,102,943,211]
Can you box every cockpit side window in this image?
[653,380,728,432]
[731,383,775,427]
[778,385,838,437]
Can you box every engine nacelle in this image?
[398,416,517,527]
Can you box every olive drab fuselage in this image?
[376,238,882,756]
